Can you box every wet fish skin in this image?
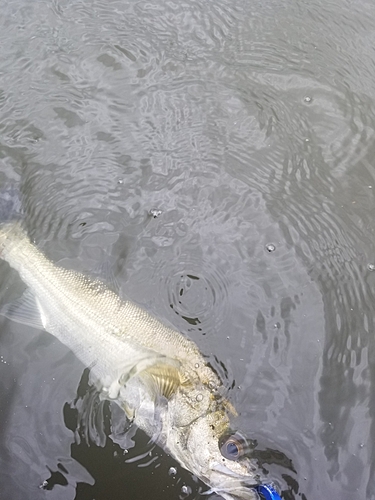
[0,221,258,500]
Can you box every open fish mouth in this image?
[205,466,282,500]
[204,480,281,500]
[203,484,260,500]
[205,461,264,500]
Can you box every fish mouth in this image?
[207,462,262,500]
[204,483,260,500]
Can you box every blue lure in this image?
[255,483,282,500]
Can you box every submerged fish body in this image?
[0,221,259,499]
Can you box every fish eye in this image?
[225,440,240,457]
[220,434,244,460]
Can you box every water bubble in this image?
[149,208,162,218]
[39,480,48,490]
[265,243,276,252]
[196,394,203,402]
[169,466,177,476]
[367,264,375,271]
[304,96,312,103]
[180,485,192,498]
[208,381,216,390]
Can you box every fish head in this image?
[129,360,261,499]
[166,385,261,500]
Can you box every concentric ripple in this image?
[164,260,230,334]
[0,0,375,498]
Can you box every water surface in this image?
[0,0,375,499]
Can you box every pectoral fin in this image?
[0,288,44,330]
[139,363,184,400]
[104,358,185,404]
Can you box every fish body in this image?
[0,221,259,499]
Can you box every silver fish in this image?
[0,221,260,499]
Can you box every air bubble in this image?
[196,394,203,402]
[367,264,375,271]
[304,96,312,103]
[180,485,192,498]
[169,466,177,476]
[195,363,199,369]
[265,243,276,252]
[149,208,162,218]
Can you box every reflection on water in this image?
[0,0,375,498]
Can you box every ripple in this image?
[164,260,229,332]
[0,0,375,498]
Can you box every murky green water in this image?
[0,0,375,498]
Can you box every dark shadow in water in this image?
[0,369,18,462]
[41,467,69,490]
[60,369,300,500]
[61,369,206,500]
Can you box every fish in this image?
[0,219,262,500]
